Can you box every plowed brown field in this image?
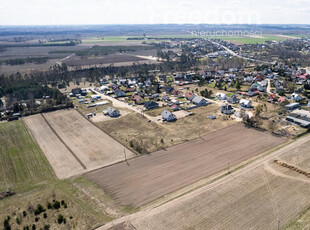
[86,124,287,207]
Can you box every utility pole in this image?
[278,220,280,230]
[124,148,126,161]
[199,127,200,138]
[228,163,230,174]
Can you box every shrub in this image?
[43,225,50,230]
[22,211,27,217]
[57,214,64,224]
[53,201,61,210]
[43,213,47,219]
[16,217,21,225]
[47,202,52,210]
[34,204,46,216]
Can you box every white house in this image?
[104,107,120,117]
[240,99,252,108]
[221,104,235,115]
[215,92,227,100]
[291,93,302,102]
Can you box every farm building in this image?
[285,102,300,111]
[91,95,102,101]
[286,113,310,128]
[221,104,235,115]
[161,110,177,122]
[216,92,227,100]
[240,99,252,108]
[104,107,120,117]
[144,101,159,110]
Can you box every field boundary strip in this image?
[40,113,87,169]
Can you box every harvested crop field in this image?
[24,109,135,178]
[24,114,85,179]
[86,124,287,207]
[63,54,148,66]
[124,134,310,230]
[42,110,136,170]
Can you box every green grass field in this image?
[82,34,290,45]
[0,120,56,192]
[0,120,131,229]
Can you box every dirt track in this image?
[86,124,287,207]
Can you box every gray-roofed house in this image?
[161,110,177,122]
[104,107,120,117]
[192,96,208,106]
[144,101,159,110]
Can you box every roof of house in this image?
[161,110,174,119]
[192,96,205,104]
[144,101,158,107]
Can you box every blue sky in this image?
[0,0,310,25]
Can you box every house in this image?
[71,88,87,97]
[184,74,192,81]
[268,94,278,103]
[126,87,136,92]
[119,79,127,85]
[104,107,120,117]
[240,99,252,108]
[99,86,109,92]
[144,101,159,110]
[172,89,183,97]
[170,104,179,111]
[192,96,208,106]
[132,95,145,104]
[285,102,300,111]
[248,90,259,97]
[221,104,235,115]
[161,110,177,122]
[215,92,227,100]
[165,86,174,94]
[227,95,239,104]
[291,93,302,102]
[278,97,287,103]
[185,92,194,100]
[114,89,126,98]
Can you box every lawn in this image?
[0,120,56,192]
